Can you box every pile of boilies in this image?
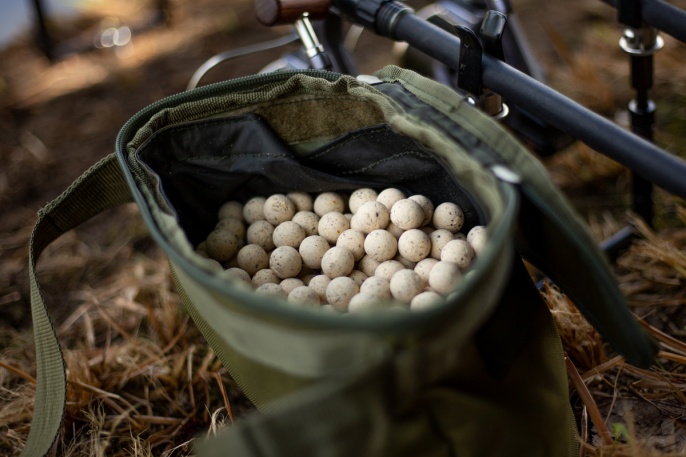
[195,188,487,313]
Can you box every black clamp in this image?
[454,10,509,119]
[618,0,663,56]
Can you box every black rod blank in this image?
[390,11,686,199]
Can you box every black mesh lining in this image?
[136,113,485,245]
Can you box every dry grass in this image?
[540,208,686,456]
[0,207,253,456]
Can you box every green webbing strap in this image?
[22,153,133,457]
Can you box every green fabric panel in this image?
[195,359,395,457]
[169,263,314,407]
[252,95,385,145]
[422,298,576,457]
[23,154,133,457]
[194,248,575,457]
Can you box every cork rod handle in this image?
[255,0,331,26]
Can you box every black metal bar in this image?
[627,53,657,224]
[454,25,483,96]
[599,0,686,43]
[387,11,686,199]
[479,56,686,198]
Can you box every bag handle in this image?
[22,153,133,457]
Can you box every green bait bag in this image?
[23,66,657,457]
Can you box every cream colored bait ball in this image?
[308,274,332,302]
[390,269,424,303]
[408,194,434,226]
[428,261,462,295]
[221,267,251,287]
[299,273,316,285]
[303,269,319,281]
[236,244,269,276]
[300,266,318,279]
[357,255,381,277]
[326,276,360,311]
[287,286,320,306]
[263,194,296,225]
[348,188,378,214]
[313,192,346,216]
[280,277,305,295]
[414,257,439,286]
[318,212,350,244]
[432,202,465,233]
[252,269,280,288]
[269,246,302,279]
[243,197,266,224]
[348,293,384,313]
[348,269,368,287]
[321,246,355,278]
[299,235,330,270]
[206,229,239,261]
[410,291,442,311]
[291,211,319,236]
[287,191,313,212]
[385,222,405,239]
[390,199,425,230]
[272,221,307,248]
[440,239,475,270]
[394,254,417,270]
[202,258,223,269]
[363,229,398,262]
[218,200,244,222]
[359,276,391,300]
[195,241,208,258]
[336,229,366,261]
[255,283,287,299]
[467,225,488,256]
[350,201,390,234]
[225,255,241,269]
[215,217,246,241]
[397,229,431,262]
[246,220,275,251]
[374,260,405,280]
[376,188,406,210]
[429,229,456,260]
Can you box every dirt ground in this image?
[2,0,686,455]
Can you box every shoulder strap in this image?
[22,153,132,457]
